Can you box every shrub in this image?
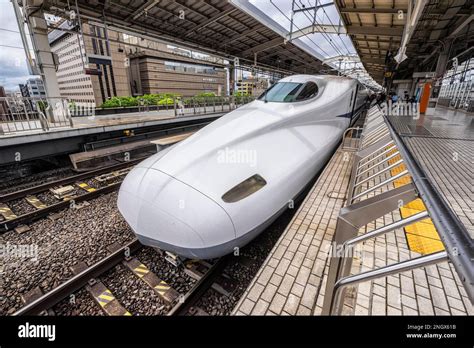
[100,96,138,108]
[140,94,159,105]
[234,91,250,97]
[158,97,175,106]
[99,93,182,108]
[195,92,216,98]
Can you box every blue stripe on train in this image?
[336,103,366,119]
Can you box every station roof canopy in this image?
[398,0,473,80]
[44,0,331,75]
[334,0,408,84]
[335,0,473,84]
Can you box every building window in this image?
[164,61,220,75]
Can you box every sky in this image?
[0,0,34,91]
[0,0,376,92]
[250,0,356,59]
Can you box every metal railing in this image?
[93,96,256,118]
[342,127,362,151]
[172,96,255,118]
[0,95,256,135]
[322,105,474,315]
[0,96,73,135]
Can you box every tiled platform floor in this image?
[233,147,354,315]
[388,107,473,239]
[233,107,473,316]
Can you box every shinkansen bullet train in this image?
[118,75,367,259]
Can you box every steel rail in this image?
[0,159,140,203]
[13,239,142,316]
[0,122,213,202]
[167,256,230,316]
[1,181,122,233]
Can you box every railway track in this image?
[13,239,229,316]
[0,121,214,233]
[0,160,142,233]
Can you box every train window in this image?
[222,174,267,203]
[295,82,318,101]
[258,81,318,102]
[257,82,303,102]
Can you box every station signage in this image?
[84,68,102,76]
[87,54,112,66]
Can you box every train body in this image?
[118,75,367,259]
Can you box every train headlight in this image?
[221,174,267,203]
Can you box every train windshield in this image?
[258,82,318,102]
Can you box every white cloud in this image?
[0,0,31,91]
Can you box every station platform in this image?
[0,109,224,147]
[0,109,223,165]
[387,107,473,239]
[233,106,473,316]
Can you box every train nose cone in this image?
[118,167,236,259]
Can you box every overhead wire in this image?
[294,0,344,57]
[314,0,352,54]
[269,0,333,58]
[310,0,376,82]
[0,27,20,34]
[304,0,364,77]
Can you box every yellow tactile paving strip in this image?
[386,147,444,255]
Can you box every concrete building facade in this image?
[48,20,228,108]
[49,21,129,108]
[128,53,227,97]
[123,36,227,97]
[24,78,46,98]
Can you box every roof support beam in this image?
[242,37,284,56]
[323,54,360,64]
[448,14,474,38]
[264,49,322,69]
[184,8,238,37]
[341,7,470,15]
[354,37,400,44]
[125,0,160,21]
[340,7,407,14]
[347,26,404,36]
[294,2,333,13]
[223,26,261,44]
[395,0,428,64]
[361,57,386,65]
[287,24,346,40]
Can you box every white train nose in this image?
[118,167,236,259]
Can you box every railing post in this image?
[322,184,419,315]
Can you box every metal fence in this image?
[341,127,362,151]
[0,95,256,135]
[173,95,255,117]
[93,96,256,117]
[0,96,73,135]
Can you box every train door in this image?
[350,84,359,120]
